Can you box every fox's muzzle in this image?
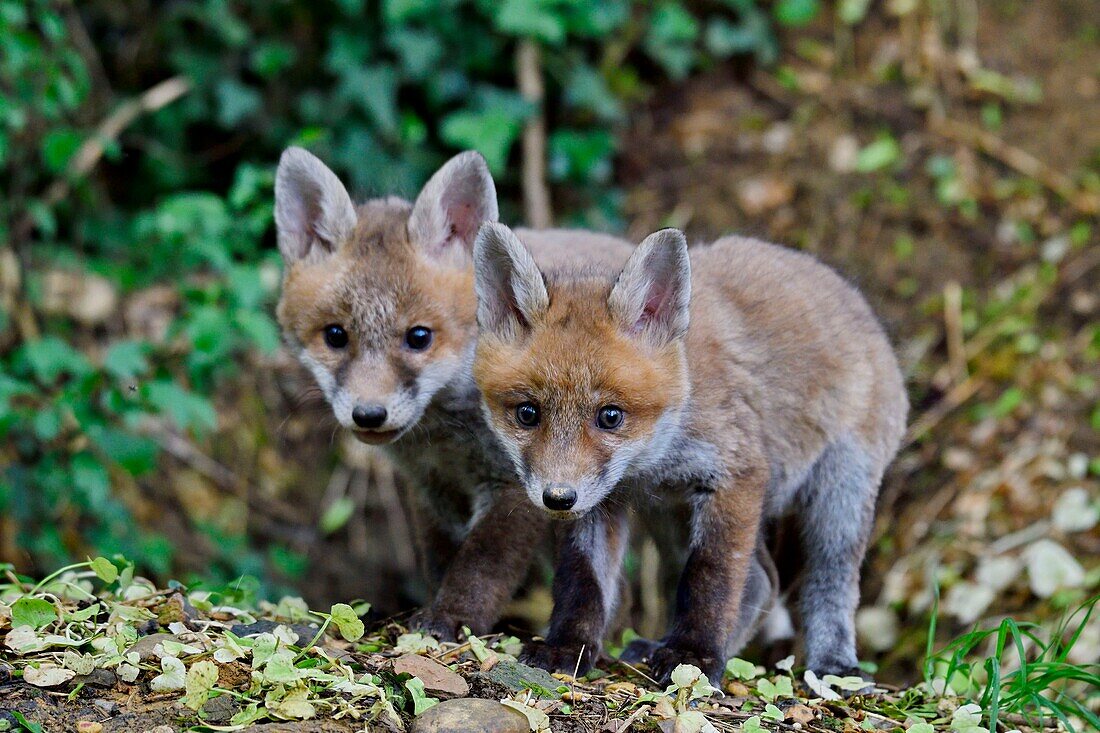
[542,484,577,511]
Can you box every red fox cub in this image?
[471,223,908,684]
[274,148,632,639]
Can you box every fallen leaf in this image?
[786,703,816,724]
[501,699,551,732]
[150,655,186,692]
[1023,539,1085,597]
[1051,488,1098,533]
[24,664,76,687]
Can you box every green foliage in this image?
[0,0,808,587]
[925,594,1100,732]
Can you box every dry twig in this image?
[928,115,1099,215]
[517,40,552,229]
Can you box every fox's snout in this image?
[521,475,609,517]
[351,403,387,429]
[541,484,577,511]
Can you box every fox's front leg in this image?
[521,506,630,676]
[414,488,547,640]
[649,469,767,684]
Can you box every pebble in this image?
[413,698,529,733]
[477,660,561,699]
[125,633,179,661]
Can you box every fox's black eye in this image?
[596,405,624,430]
[323,324,348,349]
[515,402,540,428]
[405,326,433,350]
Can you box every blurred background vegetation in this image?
[0,0,1097,683]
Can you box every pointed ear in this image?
[274,147,357,262]
[409,151,498,259]
[474,223,549,340]
[608,229,691,346]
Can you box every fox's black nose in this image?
[352,404,387,429]
[543,485,577,511]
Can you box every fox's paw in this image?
[408,608,463,643]
[618,637,663,665]
[520,640,597,677]
[647,644,722,687]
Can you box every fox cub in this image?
[274,148,632,639]
[471,223,908,684]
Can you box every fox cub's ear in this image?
[410,151,499,260]
[609,228,691,347]
[473,223,549,340]
[274,147,357,262]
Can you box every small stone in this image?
[217,661,252,690]
[413,698,529,733]
[393,654,470,698]
[829,134,860,172]
[74,668,117,688]
[76,723,103,733]
[604,681,638,696]
[41,270,118,325]
[725,680,750,697]
[736,176,794,216]
[762,123,793,154]
[1051,488,1098,533]
[944,581,994,625]
[1023,539,1085,597]
[201,694,238,724]
[125,633,179,661]
[154,593,199,627]
[975,555,1020,592]
[785,703,816,725]
[477,660,561,699]
[93,699,119,716]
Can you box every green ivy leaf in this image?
[144,380,217,433]
[495,0,566,45]
[11,711,44,733]
[839,0,873,24]
[215,78,262,127]
[11,597,58,630]
[181,660,219,711]
[741,715,764,733]
[855,136,902,173]
[320,497,355,535]
[756,675,794,701]
[86,425,159,476]
[21,337,92,383]
[89,556,118,584]
[405,676,440,715]
[234,310,280,354]
[441,109,524,175]
[103,340,150,381]
[774,0,821,27]
[725,657,760,680]
[329,602,365,642]
[644,2,699,79]
[41,128,82,173]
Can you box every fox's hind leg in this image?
[796,438,881,677]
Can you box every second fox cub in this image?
[472,223,908,684]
